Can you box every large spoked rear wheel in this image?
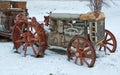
[98,29,117,53]
[67,36,96,67]
[12,21,40,56]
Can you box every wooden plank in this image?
[12,1,26,9]
[0,1,11,10]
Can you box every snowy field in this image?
[0,0,120,75]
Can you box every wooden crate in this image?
[0,1,11,10]
[12,1,26,9]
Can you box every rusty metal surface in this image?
[12,15,48,57]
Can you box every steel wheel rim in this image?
[12,22,39,56]
[67,36,96,67]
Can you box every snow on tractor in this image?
[0,0,117,67]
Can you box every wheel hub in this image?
[103,40,107,44]
[75,52,80,57]
[75,49,84,57]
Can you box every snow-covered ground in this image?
[0,0,120,75]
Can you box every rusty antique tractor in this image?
[48,12,117,67]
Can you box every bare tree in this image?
[88,0,104,17]
[87,0,115,18]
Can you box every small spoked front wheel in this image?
[67,36,96,67]
[98,29,117,54]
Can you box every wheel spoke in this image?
[80,58,83,65]
[85,55,93,59]
[16,26,23,34]
[107,42,114,46]
[105,33,108,40]
[37,46,42,55]
[23,43,28,50]
[106,38,112,41]
[83,58,90,66]
[72,44,76,48]
[23,43,28,56]
[75,57,79,64]
[106,45,112,52]
[84,49,92,59]
[29,37,36,42]
[99,46,102,51]
[76,39,80,50]
[15,39,24,43]
[104,45,106,51]
[30,43,37,55]
[82,42,87,50]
